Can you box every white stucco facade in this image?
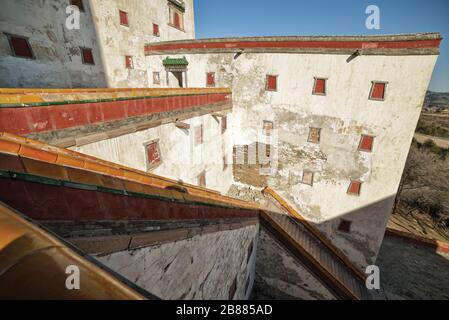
[146,51,438,268]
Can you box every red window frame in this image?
[145,140,162,170]
[266,75,277,91]
[206,72,215,87]
[313,78,327,95]
[119,10,129,26]
[369,82,387,101]
[70,0,84,11]
[125,55,134,69]
[198,171,206,188]
[358,135,374,152]
[347,180,362,196]
[81,47,94,65]
[153,23,160,36]
[7,35,34,59]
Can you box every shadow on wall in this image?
[0,0,108,88]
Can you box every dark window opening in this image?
[125,55,134,69]
[70,0,84,11]
[153,23,160,36]
[81,48,94,65]
[338,219,352,233]
[7,35,34,59]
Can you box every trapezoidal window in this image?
[338,219,352,233]
[308,127,321,144]
[125,55,134,69]
[358,135,374,152]
[369,82,387,101]
[119,10,129,26]
[7,35,34,59]
[145,140,162,170]
[70,0,84,11]
[313,78,327,95]
[206,72,215,87]
[266,75,277,91]
[169,6,184,31]
[263,121,273,136]
[153,23,160,36]
[347,180,362,196]
[198,171,206,188]
[153,72,160,85]
[302,170,314,186]
[81,47,94,65]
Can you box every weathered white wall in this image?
[71,112,234,194]
[91,0,195,87]
[146,52,438,268]
[96,225,258,300]
[0,0,195,88]
[0,0,107,87]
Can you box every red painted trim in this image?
[0,178,258,221]
[385,228,449,255]
[145,39,442,53]
[0,93,231,135]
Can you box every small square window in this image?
[195,125,203,145]
[221,116,227,134]
[70,0,84,11]
[263,121,273,136]
[81,48,94,65]
[7,35,34,59]
[198,171,206,188]
[229,277,237,300]
[153,23,160,36]
[302,170,314,186]
[206,72,215,87]
[119,10,129,26]
[145,140,162,170]
[369,82,386,101]
[266,75,277,91]
[153,72,160,85]
[338,219,352,233]
[125,55,134,69]
[308,127,321,144]
[347,180,362,196]
[358,135,374,152]
[313,78,327,95]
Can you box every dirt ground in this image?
[376,235,449,300]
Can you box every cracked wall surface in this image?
[146,51,438,269]
[95,224,259,300]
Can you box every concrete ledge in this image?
[67,217,259,254]
[385,228,449,255]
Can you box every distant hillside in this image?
[424,91,449,109]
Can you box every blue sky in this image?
[194,0,449,92]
